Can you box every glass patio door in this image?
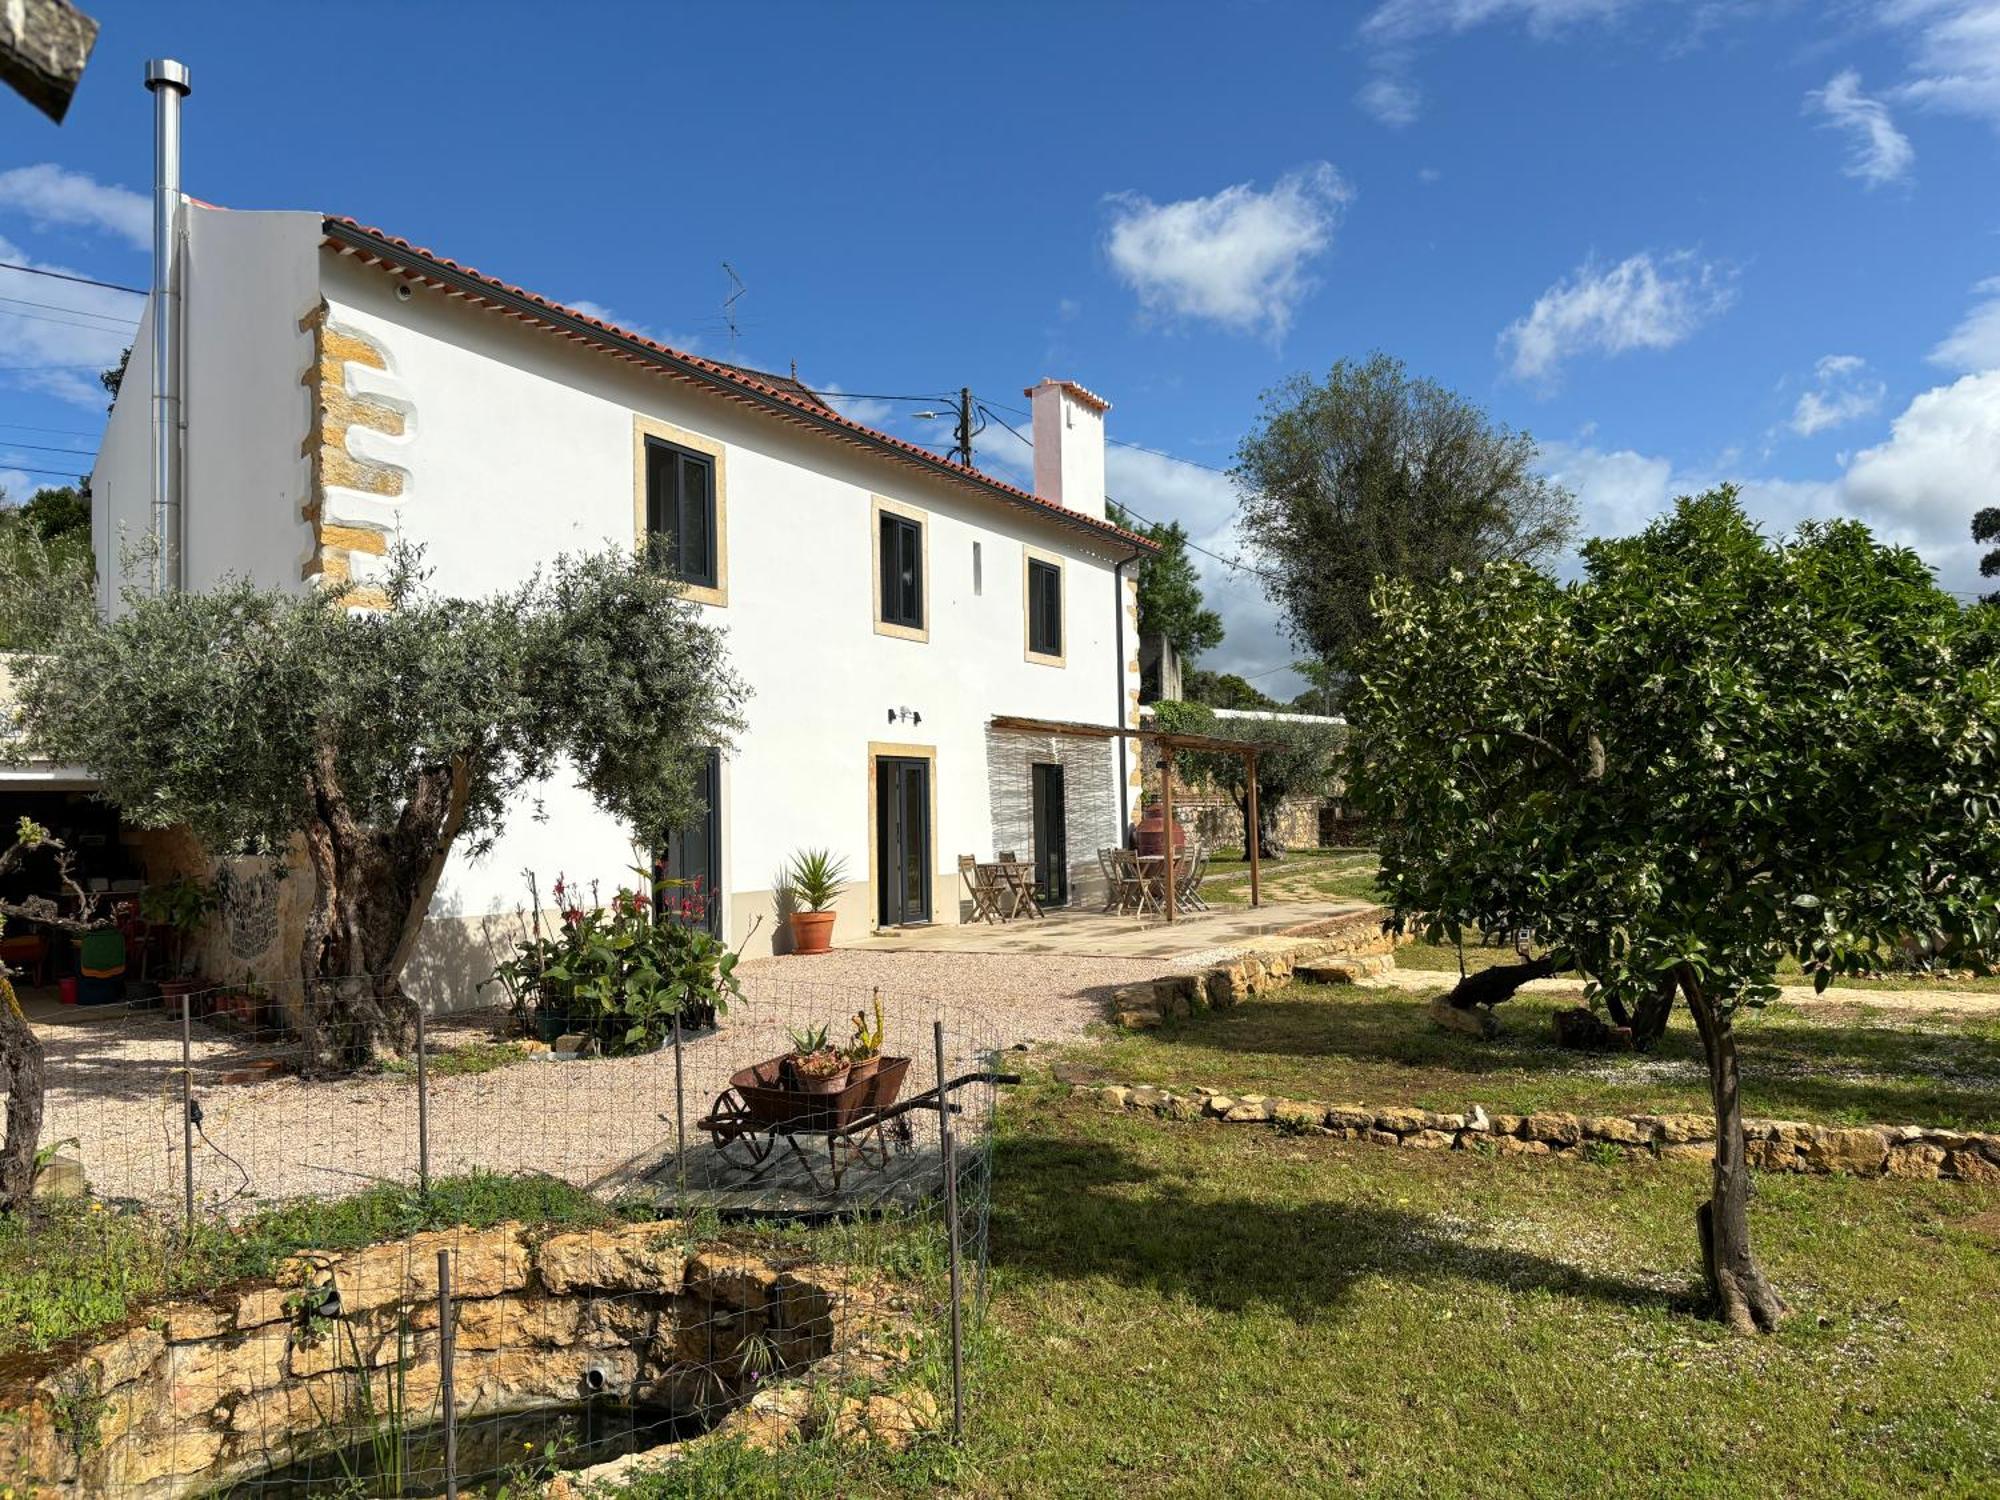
[1031,761,1068,907]
[876,757,931,926]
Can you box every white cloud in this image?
[1840,368,2000,560]
[1931,276,2000,371]
[1806,69,1915,186]
[1883,0,2000,128]
[1356,72,1422,126]
[1500,250,1734,382]
[1361,0,1641,46]
[1104,164,1352,340]
[1789,353,1886,435]
[0,233,143,406]
[0,165,149,250]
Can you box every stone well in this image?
[0,1219,926,1497]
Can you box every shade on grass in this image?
[1057,982,2000,1132]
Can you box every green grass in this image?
[608,1099,2000,1497]
[0,1171,615,1357]
[1053,982,2000,1131]
[1201,848,1386,908]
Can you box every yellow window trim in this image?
[871,494,930,643]
[632,414,728,608]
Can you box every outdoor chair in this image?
[1178,845,1211,912]
[1096,847,1122,912]
[959,855,1009,924]
[1108,847,1158,917]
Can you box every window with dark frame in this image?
[1028,557,1063,656]
[645,436,718,589]
[880,512,924,630]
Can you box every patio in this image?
[846,895,1377,961]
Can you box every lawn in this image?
[1051,981,2000,1132]
[1201,847,1385,907]
[614,1097,2000,1498]
[1399,937,2000,996]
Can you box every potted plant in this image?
[139,875,215,993]
[843,991,887,1088]
[785,849,849,956]
[782,1022,850,1094]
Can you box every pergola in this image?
[988,714,1278,920]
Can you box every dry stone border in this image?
[0,1221,936,1499]
[1111,907,1406,1029]
[1083,1082,2000,1184]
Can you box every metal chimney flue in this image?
[145,58,189,594]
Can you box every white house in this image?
[83,205,1157,991]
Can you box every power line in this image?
[0,261,147,296]
[0,304,139,337]
[975,399,1281,583]
[975,389,1237,476]
[0,421,100,438]
[0,292,140,328]
[0,462,90,479]
[0,439,98,457]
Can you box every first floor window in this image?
[646,437,717,588]
[1028,557,1062,657]
[880,512,924,629]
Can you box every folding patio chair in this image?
[960,856,1008,924]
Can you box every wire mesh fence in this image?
[6,970,1006,1496]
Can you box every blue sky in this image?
[3,1,1997,696]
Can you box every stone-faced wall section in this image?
[0,1221,931,1499]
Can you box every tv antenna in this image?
[721,262,746,356]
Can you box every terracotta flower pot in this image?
[790,910,837,955]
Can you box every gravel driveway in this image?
[28,949,1164,1216]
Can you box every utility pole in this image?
[953,387,973,467]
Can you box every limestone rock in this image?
[1374,1106,1427,1134]
[31,1154,87,1200]
[1884,1143,1946,1180]
[1205,1095,1237,1118]
[1323,1104,1374,1131]
[1655,1142,1715,1163]
[1522,1113,1584,1146]
[1947,1148,2000,1184]
[1491,1136,1550,1156]
[1587,1116,1648,1146]
[1403,1129,1454,1150]
[539,1221,687,1295]
[1803,1127,1889,1176]
[1428,998,1501,1039]
[1746,1140,1803,1173]
[1096,1085,1132,1110]
[1224,1098,1275,1123]
[1272,1099,1324,1131]
[685,1249,779,1314]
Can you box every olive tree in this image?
[11,546,747,1072]
[1346,489,2000,1333]
[1152,699,1342,861]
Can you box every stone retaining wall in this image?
[1112,906,1405,1029]
[1084,1082,2000,1183]
[0,1222,931,1498]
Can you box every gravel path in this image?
[28,949,1164,1216]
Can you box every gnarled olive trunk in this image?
[299,743,470,1075]
[1603,978,1677,1049]
[1444,953,1558,1010]
[0,973,45,1212]
[1236,792,1286,862]
[1678,965,1789,1334]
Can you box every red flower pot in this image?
[789,910,836,955]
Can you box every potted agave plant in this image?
[786,848,849,956]
[782,1022,850,1094]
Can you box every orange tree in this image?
[1346,489,2000,1332]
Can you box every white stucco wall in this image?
[92,206,323,606]
[319,252,1137,963]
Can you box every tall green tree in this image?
[0,484,93,651]
[1234,353,1575,700]
[1183,669,1280,711]
[1109,502,1225,665]
[12,545,747,1071]
[1348,489,2000,1333]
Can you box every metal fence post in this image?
[179,992,195,1238]
[932,1019,965,1440]
[672,1014,686,1212]
[436,1248,458,1499]
[414,1002,431,1199]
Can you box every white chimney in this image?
[1027,378,1109,520]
